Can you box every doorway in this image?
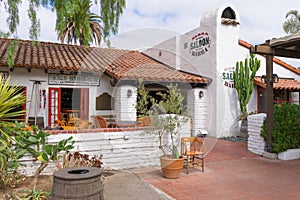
[48,88,89,127]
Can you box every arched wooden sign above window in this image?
[96,92,114,110]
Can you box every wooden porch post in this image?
[250,42,274,152]
[265,54,274,152]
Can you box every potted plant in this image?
[146,84,188,178]
[135,80,156,126]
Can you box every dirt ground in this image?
[0,175,53,199]
[0,170,171,200]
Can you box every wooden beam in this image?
[250,45,274,55]
[250,45,300,59]
[273,48,300,59]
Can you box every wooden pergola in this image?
[250,33,300,152]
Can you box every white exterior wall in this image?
[144,36,178,69]
[187,88,208,136]
[114,85,137,121]
[93,75,116,118]
[19,130,160,175]
[144,3,300,138]
[2,67,137,127]
[18,116,191,176]
[144,3,242,137]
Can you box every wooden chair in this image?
[75,120,90,129]
[94,116,108,128]
[67,118,81,126]
[181,137,206,174]
[54,119,66,126]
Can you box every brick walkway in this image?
[133,138,300,200]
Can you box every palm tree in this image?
[56,0,103,46]
[283,10,300,34]
[1,0,125,45]
[57,13,103,46]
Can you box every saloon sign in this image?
[186,32,211,56]
[221,67,235,88]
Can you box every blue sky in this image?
[0,0,299,66]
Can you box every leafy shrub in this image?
[261,103,300,153]
[14,123,74,186]
[21,186,50,200]
[0,149,25,189]
[136,80,156,118]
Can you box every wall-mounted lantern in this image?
[199,91,204,98]
[110,65,117,87]
[272,74,279,83]
[127,89,133,97]
[261,74,279,84]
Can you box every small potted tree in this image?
[146,84,188,178]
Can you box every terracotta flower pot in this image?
[160,155,184,179]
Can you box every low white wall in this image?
[19,116,191,176]
[247,113,266,155]
[278,149,300,160]
[247,113,300,161]
[19,129,160,176]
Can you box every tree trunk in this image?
[240,119,248,138]
[33,162,48,186]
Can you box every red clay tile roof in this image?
[0,38,209,84]
[254,76,300,91]
[239,39,300,75]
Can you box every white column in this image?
[247,114,266,155]
[187,88,208,136]
[114,85,137,121]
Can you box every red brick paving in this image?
[133,138,300,200]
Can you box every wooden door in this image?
[257,87,266,113]
[80,88,89,120]
[48,88,61,127]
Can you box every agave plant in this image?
[0,76,27,140]
[0,76,27,187]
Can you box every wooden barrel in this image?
[52,167,103,200]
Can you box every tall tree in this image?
[0,0,126,43]
[45,0,126,45]
[0,0,41,40]
[55,0,103,46]
[283,10,300,34]
[99,0,125,41]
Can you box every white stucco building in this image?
[143,3,300,138]
[0,3,299,139]
[0,38,209,130]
